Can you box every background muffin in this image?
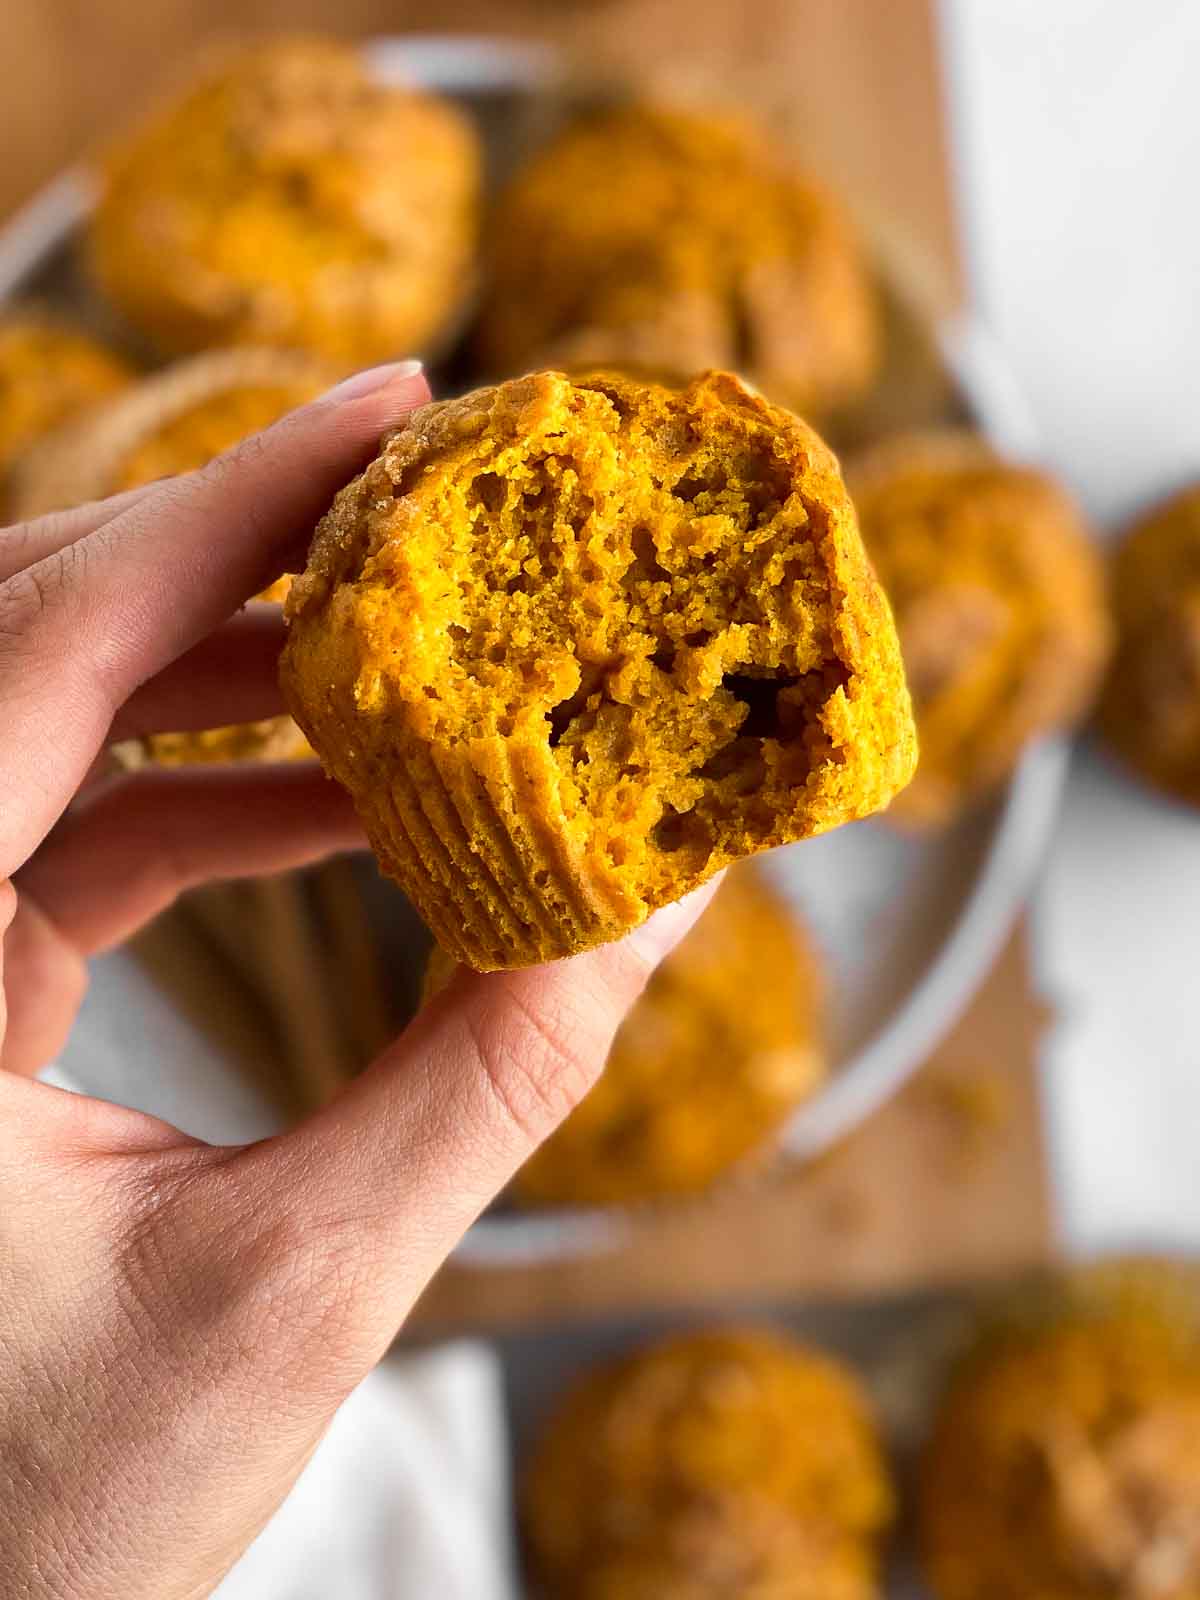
[14,343,335,518]
[1099,483,1200,809]
[524,1325,894,1600]
[90,37,480,366]
[282,368,915,971]
[0,312,132,514]
[920,1267,1200,1600]
[849,430,1109,826]
[16,347,334,764]
[478,104,880,420]
[425,866,824,1206]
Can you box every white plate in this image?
[2,35,1067,1265]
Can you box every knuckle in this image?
[0,517,45,570]
[0,568,48,653]
[0,546,86,665]
[0,511,78,575]
[466,985,606,1148]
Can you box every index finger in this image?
[0,361,429,876]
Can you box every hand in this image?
[0,362,717,1600]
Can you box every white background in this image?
[943,0,1200,1250]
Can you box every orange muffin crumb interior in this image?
[284,369,915,969]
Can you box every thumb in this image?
[243,879,721,1349]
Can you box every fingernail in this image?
[323,359,424,402]
[624,878,724,968]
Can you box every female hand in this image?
[0,362,715,1600]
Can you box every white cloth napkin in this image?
[214,1345,518,1600]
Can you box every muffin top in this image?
[426,866,824,1206]
[0,314,132,500]
[89,37,480,364]
[479,104,879,419]
[1099,482,1200,808]
[283,369,915,969]
[524,1325,894,1600]
[920,1283,1200,1600]
[849,430,1109,826]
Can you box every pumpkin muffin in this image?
[16,348,334,765]
[90,37,480,366]
[478,104,879,419]
[282,368,916,971]
[0,313,132,514]
[849,430,1109,826]
[424,866,824,1206]
[1099,483,1200,808]
[524,1325,894,1599]
[920,1268,1200,1600]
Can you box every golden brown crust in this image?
[88,37,480,365]
[1099,483,1200,809]
[425,866,824,1204]
[920,1269,1200,1600]
[0,313,132,510]
[848,429,1110,826]
[478,104,879,418]
[283,369,916,970]
[523,1325,894,1600]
